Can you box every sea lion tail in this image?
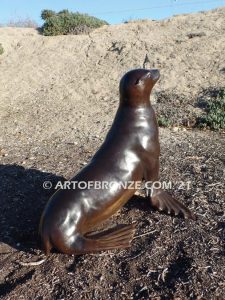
[150,188,196,220]
[41,234,52,256]
[39,218,53,256]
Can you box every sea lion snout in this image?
[148,69,160,82]
[138,69,160,84]
[134,69,160,85]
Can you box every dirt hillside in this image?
[0,7,224,300]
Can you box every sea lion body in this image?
[39,69,194,255]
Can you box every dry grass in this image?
[6,18,38,28]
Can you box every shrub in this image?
[196,88,225,130]
[41,9,108,36]
[0,44,4,55]
[41,9,56,20]
[158,116,171,127]
[58,9,70,15]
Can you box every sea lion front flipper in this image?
[150,188,196,220]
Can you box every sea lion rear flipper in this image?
[150,188,196,220]
[77,224,136,253]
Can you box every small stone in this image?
[172,127,179,132]
[0,149,7,155]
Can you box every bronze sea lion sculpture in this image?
[39,68,195,255]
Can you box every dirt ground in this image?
[0,7,224,300]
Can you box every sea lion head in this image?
[119,68,160,106]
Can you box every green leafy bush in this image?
[158,116,172,127]
[0,44,4,55]
[196,89,225,130]
[58,10,70,15]
[41,9,108,36]
[41,10,56,21]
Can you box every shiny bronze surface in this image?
[39,68,195,255]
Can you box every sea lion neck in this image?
[119,94,152,108]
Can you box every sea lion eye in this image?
[135,78,142,85]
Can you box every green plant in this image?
[196,89,225,130]
[158,116,171,127]
[0,44,4,55]
[41,9,108,36]
[41,9,56,20]
[58,9,70,15]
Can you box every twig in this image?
[17,258,46,266]
[134,229,157,239]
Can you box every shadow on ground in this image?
[0,164,65,253]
